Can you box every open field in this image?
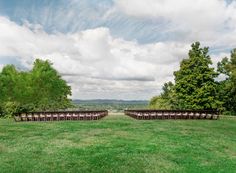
[0,114,236,173]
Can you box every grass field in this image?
[0,114,236,173]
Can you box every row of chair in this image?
[124,110,219,120]
[14,111,108,122]
[14,110,219,122]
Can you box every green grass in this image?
[0,114,236,173]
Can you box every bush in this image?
[2,101,20,118]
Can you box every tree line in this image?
[0,59,73,117]
[149,42,236,115]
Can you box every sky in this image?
[0,0,236,100]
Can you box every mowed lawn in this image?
[0,114,236,173]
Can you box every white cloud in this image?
[0,16,190,99]
[115,0,227,28]
[115,0,236,47]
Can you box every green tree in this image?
[217,49,236,114]
[149,96,170,109]
[0,65,22,117]
[0,59,73,117]
[173,42,221,110]
[30,59,72,111]
[149,82,174,109]
[0,65,19,102]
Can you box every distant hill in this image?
[72,99,149,112]
[73,99,148,104]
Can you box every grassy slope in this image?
[0,114,236,173]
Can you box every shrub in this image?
[2,101,20,118]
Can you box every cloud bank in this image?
[115,0,236,47]
[0,0,236,99]
[0,16,189,99]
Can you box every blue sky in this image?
[0,0,170,44]
[0,0,236,99]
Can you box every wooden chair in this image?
[21,113,27,121]
[79,113,85,120]
[163,112,169,119]
[182,112,188,119]
[52,113,58,121]
[150,112,156,119]
[59,113,65,121]
[33,113,39,121]
[46,113,52,121]
[200,112,207,119]
[72,113,78,120]
[156,112,162,119]
[66,113,71,120]
[41,113,46,121]
[86,113,92,120]
[176,112,182,119]
[27,113,33,121]
[93,113,99,120]
[189,112,194,119]
[170,112,176,119]
[136,113,142,120]
[195,112,200,119]
[206,113,212,119]
[143,113,149,120]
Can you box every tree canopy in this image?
[149,42,235,113]
[217,49,236,114]
[0,59,73,117]
[149,81,174,109]
[173,42,220,110]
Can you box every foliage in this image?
[0,65,19,102]
[0,59,73,117]
[173,42,221,110]
[217,49,236,114]
[30,59,72,111]
[1,101,20,118]
[150,42,224,111]
[149,96,170,109]
[149,82,174,109]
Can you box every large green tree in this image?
[173,42,221,110]
[174,42,221,109]
[0,65,28,117]
[0,65,19,102]
[217,49,236,114]
[30,59,72,111]
[0,59,73,117]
